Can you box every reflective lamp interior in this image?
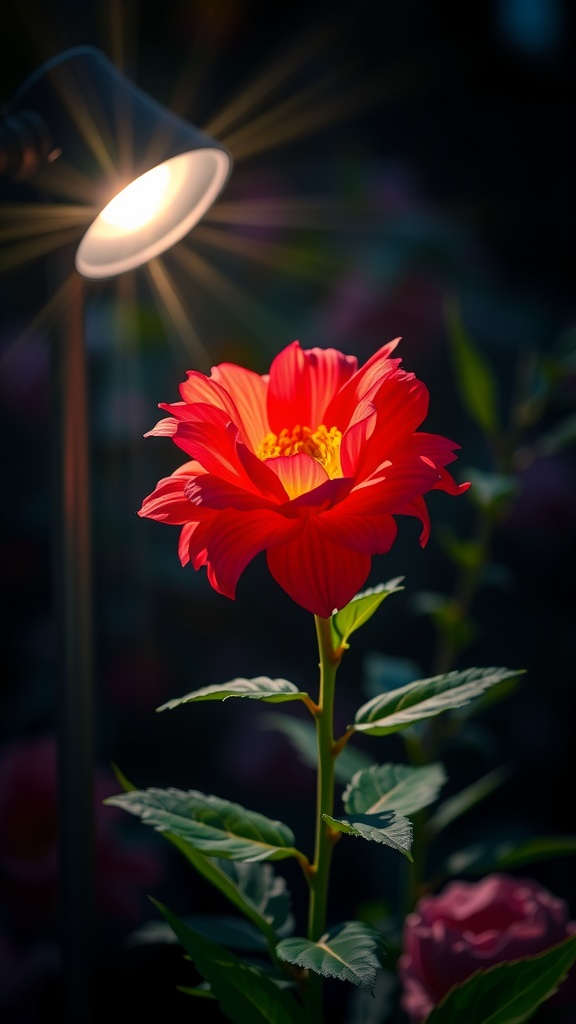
[75,148,230,278]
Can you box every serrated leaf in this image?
[108,766,288,945]
[105,788,300,862]
[157,677,308,712]
[218,861,294,937]
[330,579,404,649]
[344,762,446,818]
[426,765,511,837]
[445,835,576,878]
[353,667,524,736]
[424,933,576,1024]
[152,900,307,1024]
[445,297,500,434]
[323,811,413,859]
[276,922,385,994]
[260,713,373,783]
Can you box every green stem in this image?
[304,614,341,1021]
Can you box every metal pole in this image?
[51,246,95,1024]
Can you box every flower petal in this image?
[210,362,270,451]
[324,337,402,426]
[340,401,378,476]
[394,495,431,546]
[185,473,279,511]
[179,370,240,422]
[353,373,429,480]
[267,341,357,432]
[265,453,329,500]
[178,520,214,566]
[138,464,208,524]
[199,508,304,599]
[314,508,398,554]
[267,519,373,617]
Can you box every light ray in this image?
[222,58,425,162]
[189,222,341,285]
[0,204,93,243]
[103,0,139,73]
[167,3,240,120]
[30,161,104,205]
[144,256,212,371]
[170,242,291,339]
[202,18,333,139]
[219,70,341,158]
[0,225,85,273]
[204,196,373,231]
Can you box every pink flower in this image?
[398,874,576,1022]
[139,339,469,617]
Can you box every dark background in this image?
[0,1,575,1022]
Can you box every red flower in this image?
[139,339,469,617]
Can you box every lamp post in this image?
[1,46,232,1023]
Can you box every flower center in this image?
[257,424,343,478]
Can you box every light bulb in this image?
[99,163,172,231]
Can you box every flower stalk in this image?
[304,615,342,1019]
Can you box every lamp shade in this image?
[6,46,232,278]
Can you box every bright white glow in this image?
[75,148,231,279]
[99,164,171,230]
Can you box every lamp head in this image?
[4,47,232,278]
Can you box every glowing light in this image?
[75,148,231,279]
[99,164,171,230]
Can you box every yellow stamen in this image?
[257,424,343,478]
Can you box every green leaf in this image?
[126,915,268,952]
[110,762,137,792]
[260,713,373,783]
[323,811,413,859]
[108,766,290,945]
[424,933,576,1024]
[152,899,307,1024]
[445,835,576,878]
[105,788,301,862]
[178,983,216,999]
[330,578,404,650]
[276,922,385,994]
[353,667,524,736]
[167,843,290,946]
[182,915,270,952]
[157,677,309,712]
[217,861,294,937]
[344,762,446,818]
[445,297,500,434]
[426,765,511,837]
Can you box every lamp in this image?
[1,46,232,1023]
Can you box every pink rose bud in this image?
[398,873,576,1022]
